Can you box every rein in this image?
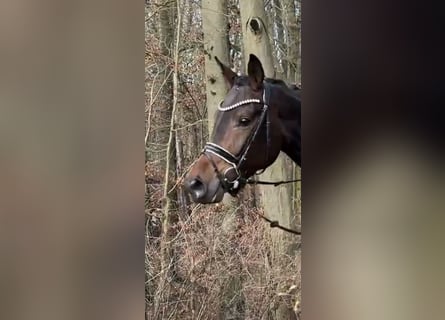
[253,210,301,235]
[246,177,301,186]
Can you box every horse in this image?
[183,54,301,204]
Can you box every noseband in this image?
[201,84,271,196]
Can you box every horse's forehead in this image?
[213,99,244,141]
[215,106,234,127]
[222,85,252,106]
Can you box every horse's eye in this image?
[239,117,251,126]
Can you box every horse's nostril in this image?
[187,178,207,200]
[189,179,199,188]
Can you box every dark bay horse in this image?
[184,54,301,203]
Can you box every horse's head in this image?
[184,54,283,203]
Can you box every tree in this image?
[283,0,301,84]
[202,0,230,134]
[152,0,180,317]
[269,0,287,79]
[239,1,299,319]
[202,2,245,318]
[201,0,237,204]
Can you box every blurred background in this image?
[0,1,144,320]
[1,0,444,320]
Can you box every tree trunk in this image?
[175,0,190,219]
[155,0,174,155]
[239,1,298,319]
[283,0,301,84]
[202,1,245,318]
[282,0,301,246]
[153,0,179,317]
[202,0,230,135]
[271,0,287,78]
[239,0,275,76]
[201,0,239,214]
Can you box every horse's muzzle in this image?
[184,176,225,203]
[184,177,207,201]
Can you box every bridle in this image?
[201,83,271,196]
[192,81,301,235]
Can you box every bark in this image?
[153,0,179,317]
[282,0,301,248]
[175,0,190,218]
[202,0,230,134]
[239,0,275,76]
[202,1,244,318]
[239,1,298,319]
[156,0,174,151]
[283,0,301,84]
[201,0,238,215]
[272,0,287,78]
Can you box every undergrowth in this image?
[145,163,301,319]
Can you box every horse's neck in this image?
[281,128,301,166]
[277,91,301,166]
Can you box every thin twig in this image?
[167,158,198,194]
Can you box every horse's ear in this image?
[215,56,236,88]
[247,54,264,91]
